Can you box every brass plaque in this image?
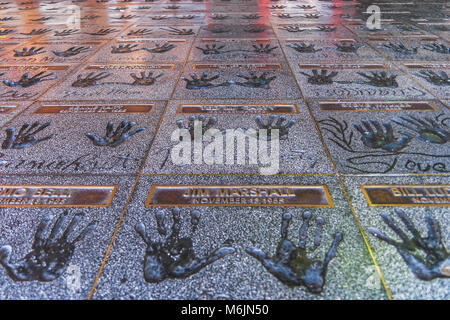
[118,40,185,44]
[34,104,154,114]
[404,63,450,69]
[146,185,333,207]
[84,64,174,70]
[201,39,272,43]
[0,105,17,114]
[298,63,386,70]
[177,104,298,114]
[193,64,282,70]
[362,185,450,206]
[318,101,437,111]
[0,65,69,71]
[0,185,117,207]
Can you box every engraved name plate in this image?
[194,64,282,70]
[146,185,333,207]
[85,64,174,70]
[0,105,17,114]
[298,63,386,70]
[318,101,437,111]
[0,185,117,207]
[177,104,298,114]
[34,104,154,114]
[362,185,450,206]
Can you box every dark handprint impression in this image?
[0,211,96,281]
[234,72,276,89]
[416,70,450,86]
[85,120,145,147]
[2,121,54,149]
[71,72,111,87]
[368,209,449,281]
[353,120,412,152]
[300,69,338,85]
[391,115,450,144]
[253,115,296,140]
[182,72,233,89]
[129,71,163,86]
[356,71,399,88]
[176,115,217,138]
[13,46,46,57]
[135,208,235,282]
[246,212,343,294]
[143,43,176,53]
[2,71,57,88]
[51,46,91,57]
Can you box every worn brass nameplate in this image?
[34,104,154,114]
[193,64,282,70]
[0,65,69,71]
[362,185,450,206]
[177,104,298,114]
[403,63,450,69]
[0,185,117,207]
[146,185,333,207]
[0,105,17,114]
[84,64,175,70]
[299,63,386,70]
[318,100,437,111]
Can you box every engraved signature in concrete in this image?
[86,120,145,147]
[246,212,343,294]
[318,114,450,173]
[0,211,96,281]
[2,121,54,149]
[135,208,235,282]
[368,209,449,280]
